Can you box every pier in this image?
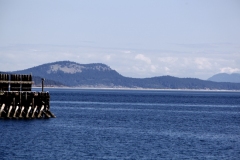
[0,74,56,119]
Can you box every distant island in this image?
[208,73,240,83]
[2,61,240,90]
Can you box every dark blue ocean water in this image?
[1,89,240,159]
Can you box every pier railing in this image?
[0,74,33,91]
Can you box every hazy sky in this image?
[0,0,240,79]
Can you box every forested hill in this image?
[5,61,240,90]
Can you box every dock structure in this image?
[0,73,56,119]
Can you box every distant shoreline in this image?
[32,87,240,92]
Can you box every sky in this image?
[0,0,240,80]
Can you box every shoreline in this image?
[32,86,240,92]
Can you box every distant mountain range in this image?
[208,73,240,83]
[2,61,240,90]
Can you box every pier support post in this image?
[0,104,5,117]
[42,78,45,92]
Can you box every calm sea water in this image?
[1,89,240,159]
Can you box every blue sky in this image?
[0,0,240,79]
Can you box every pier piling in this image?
[0,73,55,119]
